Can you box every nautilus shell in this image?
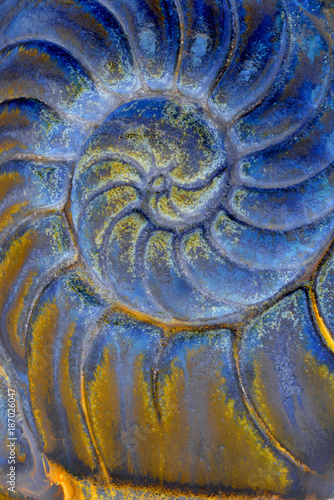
[0,0,334,498]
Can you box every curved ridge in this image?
[0,0,140,94]
[233,338,320,477]
[101,0,181,91]
[208,209,334,271]
[232,1,332,152]
[208,0,289,123]
[0,39,115,122]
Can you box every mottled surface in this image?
[0,0,333,499]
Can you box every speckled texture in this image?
[0,0,333,499]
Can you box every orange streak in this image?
[308,287,334,356]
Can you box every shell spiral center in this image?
[71,97,232,322]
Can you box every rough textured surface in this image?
[0,0,333,499]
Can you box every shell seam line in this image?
[206,0,240,101]
[232,338,322,478]
[172,0,185,91]
[0,35,127,101]
[308,286,334,356]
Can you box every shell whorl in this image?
[72,98,232,322]
[0,0,333,326]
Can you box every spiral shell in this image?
[1,0,334,498]
[0,0,333,326]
